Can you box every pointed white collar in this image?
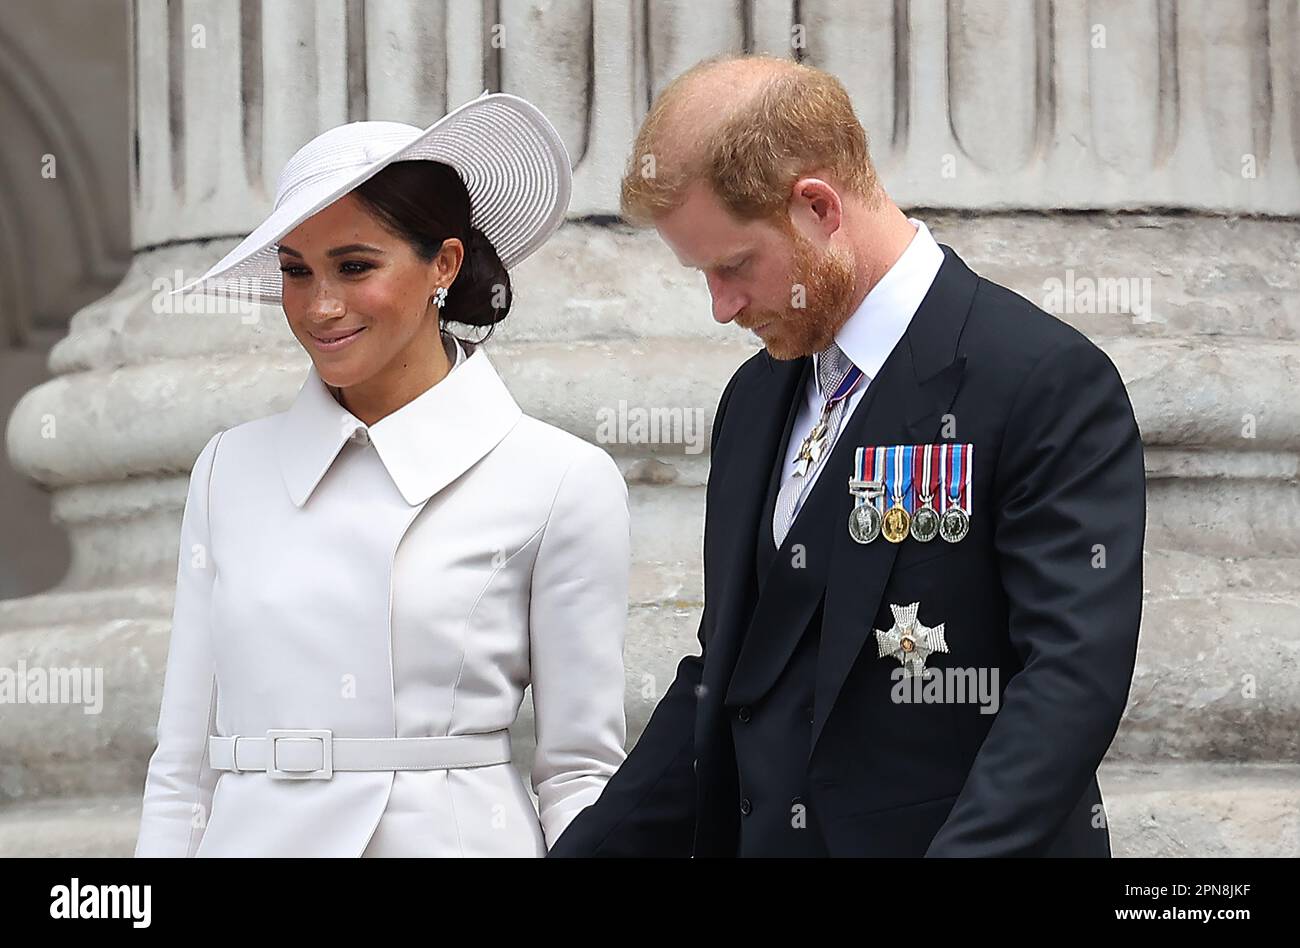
[277,334,521,507]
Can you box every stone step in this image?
[3,761,1295,857]
[1099,761,1300,857]
[0,795,139,858]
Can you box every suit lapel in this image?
[725,342,908,709]
[755,357,813,581]
[699,352,806,707]
[810,246,978,757]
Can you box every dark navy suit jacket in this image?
[550,245,1146,857]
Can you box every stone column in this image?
[2,0,1297,855]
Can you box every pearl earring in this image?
[433,286,448,309]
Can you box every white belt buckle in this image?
[265,728,333,780]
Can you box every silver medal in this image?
[848,502,882,544]
[910,447,939,543]
[910,503,940,542]
[875,601,949,678]
[937,443,971,543]
[939,506,969,543]
[847,469,885,545]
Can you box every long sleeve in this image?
[545,636,703,856]
[925,338,1146,856]
[547,369,742,857]
[134,430,225,858]
[528,443,631,849]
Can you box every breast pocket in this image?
[889,540,960,577]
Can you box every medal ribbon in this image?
[827,365,865,406]
[852,445,885,510]
[913,443,940,507]
[852,446,868,507]
[943,443,971,514]
[941,443,954,513]
[885,445,895,509]
[961,443,972,514]
[903,444,915,512]
[886,445,913,511]
[915,439,935,507]
[874,444,886,507]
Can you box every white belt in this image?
[208,728,512,780]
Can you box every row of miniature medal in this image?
[847,443,972,544]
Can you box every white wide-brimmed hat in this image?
[171,91,572,304]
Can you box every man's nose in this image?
[706,275,744,324]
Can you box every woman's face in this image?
[276,193,461,390]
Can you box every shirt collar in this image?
[815,217,945,384]
[277,333,520,507]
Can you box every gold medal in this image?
[880,445,911,543]
[882,501,910,543]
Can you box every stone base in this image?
[4,761,1294,857]
[1100,761,1300,857]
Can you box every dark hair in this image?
[353,160,512,341]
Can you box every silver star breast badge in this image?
[875,601,948,678]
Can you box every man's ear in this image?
[788,177,843,241]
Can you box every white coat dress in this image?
[134,333,630,857]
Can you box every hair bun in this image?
[445,225,512,332]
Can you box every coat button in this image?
[806,705,814,724]
[737,706,751,723]
[693,757,699,774]
[740,798,752,816]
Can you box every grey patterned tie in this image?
[772,342,855,548]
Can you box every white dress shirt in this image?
[135,331,630,857]
[776,219,945,523]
